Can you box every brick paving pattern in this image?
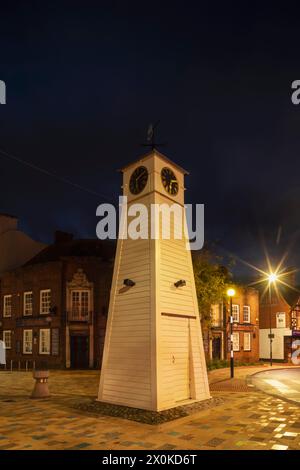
[0,369,299,450]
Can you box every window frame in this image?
[40,289,51,315]
[243,305,251,323]
[3,330,12,349]
[3,294,12,318]
[39,328,51,355]
[23,291,33,316]
[233,332,240,351]
[232,304,240,323]
[244,332,251,351]
[23,329,33,354]
[70,289,90,318]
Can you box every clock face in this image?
[161,167,179,196]
[129,166,148,195]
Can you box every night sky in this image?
[1,1,300,279]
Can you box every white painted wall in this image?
[259,328,292,360]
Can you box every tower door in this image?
[161,315,191,402]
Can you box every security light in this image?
[123,279,135,287]
[174,279,186,288]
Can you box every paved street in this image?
[251,369,300,404]
[0,367,299,450]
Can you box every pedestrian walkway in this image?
[0,368,299,450]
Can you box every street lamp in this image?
[227,287,236,379]
[268,272,278,367]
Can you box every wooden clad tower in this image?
[98,150,210,411]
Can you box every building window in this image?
[243,305,251,323]
[244,332,251,351]
[23,292,33,316]
[233,332,240,351]
[23,329,33,354]
[71,290,90,319]
[40,290,51,315]
[39,329,50,355]
[232,304,240,322]
[211,304,222,327]
[276,312,286,328]
[3,330,12,349]
[3,295,12,317]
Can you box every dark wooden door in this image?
[70,335,89,369]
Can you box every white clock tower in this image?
[98,150,210,411]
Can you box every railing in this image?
[67,310,92,323]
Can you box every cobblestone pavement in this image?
[0,368,299,450]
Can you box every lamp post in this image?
[227,288,236,379]
[268,272,277,367]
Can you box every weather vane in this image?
[141,121,166,150]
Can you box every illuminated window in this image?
[23,292,33,316]
[3,295,12,317]
[3,330,11,349]
[232,304,240,322]
[40,290,51,315]
[39,329,50,355]
[233,332,240,351]
[23,330,32,354]
[244,332,251,351]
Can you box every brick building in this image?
[259,287,300,362]
[0,232,114,369]
[204,286,260,364]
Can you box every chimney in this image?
[54,230,74,244]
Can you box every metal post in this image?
[230,297,234,378]
[269,286,273,367]
[10,360,13,372]
[25,360,28,372]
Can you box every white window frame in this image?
[3,330,12,349]
[39,329,51,355]
[23,291,33,316]
[40,289,51,315]
[3,295,12,318]
[244,332,251,351]
[233,332,240,351]
[70,290,90,318]
[232,304,240,323]
[23,329,33,354]
[243,305,251,323]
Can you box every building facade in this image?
[0,234,114,369]
[204,286,260,364]
[259,288,300,362]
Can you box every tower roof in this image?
[119,149,189,175]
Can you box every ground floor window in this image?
[23,329,33,354]
[233,332,240,351]
[3,330,12,349]
[244,332,251,351]
[39,329,50,355]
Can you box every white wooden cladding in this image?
[98,151,210,411]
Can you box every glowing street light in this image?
[227,287,236,379]
[267,272,278,367]
[268,272,278,284]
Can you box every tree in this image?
[193,249,232,328]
